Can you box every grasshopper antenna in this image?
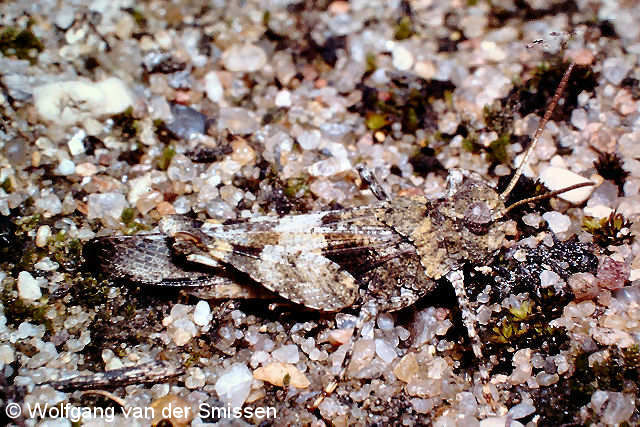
[500,61,576,200]
[494,181,594,221]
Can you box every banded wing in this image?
[84,234,270,300]
[162,200,435,312]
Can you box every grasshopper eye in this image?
[464,201,493,225]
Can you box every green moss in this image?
[490,300,533,344]
[394,16,414,40]
[443,90,453,109]
[2,177,13,193]
[182,339,215,368]
[488,296,563,348]
[14,246,41,273]
[110,107,139,139]
[461,135,481,154]
[284,177,310,199]
[153,119,178,144]
[76,277,108,307]
[365,52,377,72]
[583,211,633,249]
[0,279,52,331]
[354,77,455,135]
[120,207,136,225]
[509,299,533,321]
[123,221,151,236]
[365,112,392,131]
[487,134,511,164]
[123,302,136,319]
[508,59,597,121]
[480,98,516,166]
[127,8,147,28]
[16,214,42,233]
[0,26,44,63]
[483,103,514,136]
[262,107,287,125]
[460,126,511,165]
[47,232,84,271]
[590,348,639,392]
[405,107,419,132]
[562,346,640,408]
[157,145,176,171]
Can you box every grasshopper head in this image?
[419,174,510,277]
[454,179,506,232]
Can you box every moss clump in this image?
[489,299,543,344]
[365,112,393,131]
[351,78,455,134]
[0,26,44,63]
[394,16,414,40]
[365,52,377,72]
[484,292,569,376]
[479,98,518,166]
[590,346,640,392]
[505,60,597,121]
[594,151,629,195]
[483,102,515,136]
[126,8,147,28]
[153,119,179,144]
[120,207,136,225]
[533,346,640,425]
[120,207,152,234]
[183,338,216,368]
[261,107,287,125]
[68,275,111,309]
[15,214,42,233]
[0,279,52,331]
[156,145,176,171]
[284,177,309,199]
[461,134,482,154]
[2,177,14,193]
[110,107,139,139]
[408,146,445,177]
[14,246,41,274]
[583,211,633,249]
[487,134,511,164]
[123,222,151,236]
[47,231,84,272]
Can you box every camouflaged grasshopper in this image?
[86,60,592,404]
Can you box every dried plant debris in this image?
[45,360,184,391]
[594,151,629,195]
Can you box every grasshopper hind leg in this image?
[446,269,498,411]
[310,301,378,410]
[446,270,485,363]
